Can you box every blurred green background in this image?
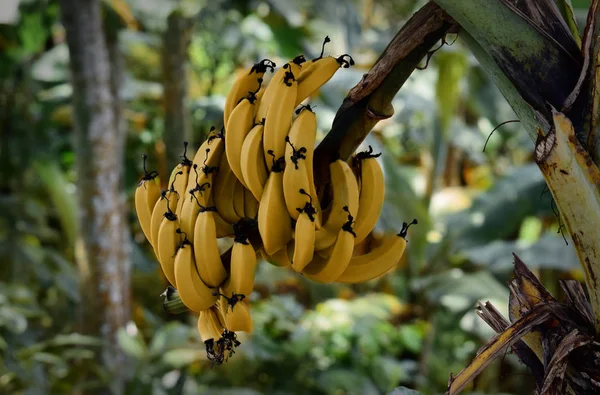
[0,0,593,394]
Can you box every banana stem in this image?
[313,2,457,188]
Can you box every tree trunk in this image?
[60,0,130,393]
[162,10,194,175]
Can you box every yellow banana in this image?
[189,127,224,190]
[193,205,228,287]
[295,37,354,106]
[173,233,218,312]
[243,187,259,219]
[212,149,241,224]
[322,159,359,232]
[150,175,181,250]
[207,193,235,238]
[229,228,258,298]
[282,106,318,220]
[179,165,212,239]
[232,180,246,219]
[134,154,161,245]
[303,207,356,283]
[224,59,275,129]
[226,83,262,187]
[255,56,305,123]
[198,308,225,343]
[291,191,317,272]
[262,69,298,160]
[226,301,253,333]
[337,220,416,283]
[169,142,193,217]
[258,154,293,255]
[351,146,385,244]
[156,207,181,286]
[240,123,268,201]
[260,245,291,268]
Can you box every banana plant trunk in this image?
[60,0,131,393]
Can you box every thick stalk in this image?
[60,0,130,392]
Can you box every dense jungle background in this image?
[0,0,594,394]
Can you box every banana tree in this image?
[314,0,600,393]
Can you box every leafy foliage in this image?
[0,0,590,394]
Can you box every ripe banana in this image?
[303,207,356,283]
[258,154,293,255]
[295,37,354,106]
[224,59,275,129]
[232,180,246,219]
[193,205,228,287]
[134,154,161,245]
[226,301,253,333]
[244,187,259,219]
[240,123,268,202]
[260,245,291,268]
[173,233,218,312]
[352,146,385,244]
[291,191,317,272]
[226,83,262,187]
[169,142,193,217]
[198,308,225,343]
[263,69,298,160]
[337,220,416,283]
[179,165,212,239]
[322,159,359,232]
[156,208,180,286]
[229,229,258,297]
[207,193,235,238]
[255,56,305,123]
[189,127,224,190]
[212,149,241,224]
[282,106,318,220]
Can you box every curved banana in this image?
[337,220,416,283]
[173,233,218,312]
[232,180,246,219]
[243,187,259,219]
[169,142,193,217]
[291,190,317,272]
[255,56,305,123]
[224,59,275,129]
[134,154,161,245]
[282,106,318,220]
[198,308,225,343]
[322,159,359,232]
[258,154,293,255]
[352,146,385,244]
[260,245,291,268]
[189,127,224,190]
[156,208,180,286]
[240,123,268,201]
[226,83,262,187]
[303,207,356,283]
[193,205,228,287]
[295,37,354,106]
[150,176,181,250]
[207,193,235,238]
[212,149,241,224]
[226,301,253,333]
[263,69,298,160]
[229,229,258,297]
[179,165,212,239]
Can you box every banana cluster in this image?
[134,38,416,364]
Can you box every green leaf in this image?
[388,387,424,395]
[161,348,204,368]
[117,328,147,360]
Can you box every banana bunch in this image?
[134,37,417,365]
